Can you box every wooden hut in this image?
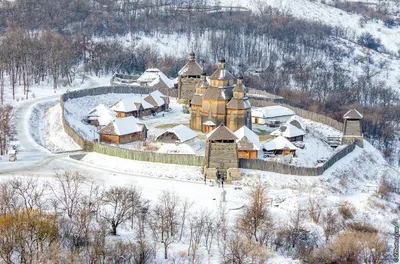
[87,104,116,127]
[263,136,298,156]
[137,68,174,89]
[110,96,154,118]
[270,123,305,142]
[99,116,147,144]
[144,90,169,112]
[234,125,261,159]
[286,115,307,131]
[156,125,197,144]
[251,105,295,125]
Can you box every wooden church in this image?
[190,58,252,133]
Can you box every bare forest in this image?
[0,172,392,263]
[0,0,399,164]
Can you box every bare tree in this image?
[203,212,217,259]
[101,185,142,236]
[321,208,343,242]
[149,190,181,260]
[307,195,325,224]
[216,201,229,263]
[179,197,193,241]
[49,171,84,218]
[188,210,209,262]
[225,232,269,264]
[236,184,272,243]
[0,105,14,156]
[0,181,18,215]
[10,177,47,211]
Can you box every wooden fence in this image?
[62,85,177,101]
[239,142,356,176]
[60,86,202,167]
[250,99,344,132]
[60,85,354,175]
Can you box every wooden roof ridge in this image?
[343,109,363,119]
[206,124,237,141]
[178,59,203,76]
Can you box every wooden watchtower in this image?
[203,124,238,181]
[342,109,363,147]
[177,52,203,101]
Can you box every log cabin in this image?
[270,123,305,142]
[263,136,298,156]
[234,125,261,159]
[99,116,147,144]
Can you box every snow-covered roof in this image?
[87,104,116,126]
[100,116,144,136]
[343,109,363,119]
[157,143,195,155]
[252,106,295,119]
[164,125,198,143]
[286,115,307,131]
[271,123,306,138]
[203,120,216,126]
[110,97,138,112]
[234,126,261,150]
[149,90,166,107]
[135,96,154,109]
[110,96,154,112]
[263,136,298,151]
[137,68,174,88]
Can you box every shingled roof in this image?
[209,59,235,81]
[209,68,235,81]
[191,94,203,106]
[343,109,363,119]
[196,73,209,89]
[203,87,233,100]
[178,58,203,76]
[206,124,237,141]
[226,98,251,110]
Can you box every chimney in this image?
[189,52,195,61]
[218,58,226,69]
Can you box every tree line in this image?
[0,0,398,164]
[0,171,393,263]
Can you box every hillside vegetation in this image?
[0,0,399,165]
